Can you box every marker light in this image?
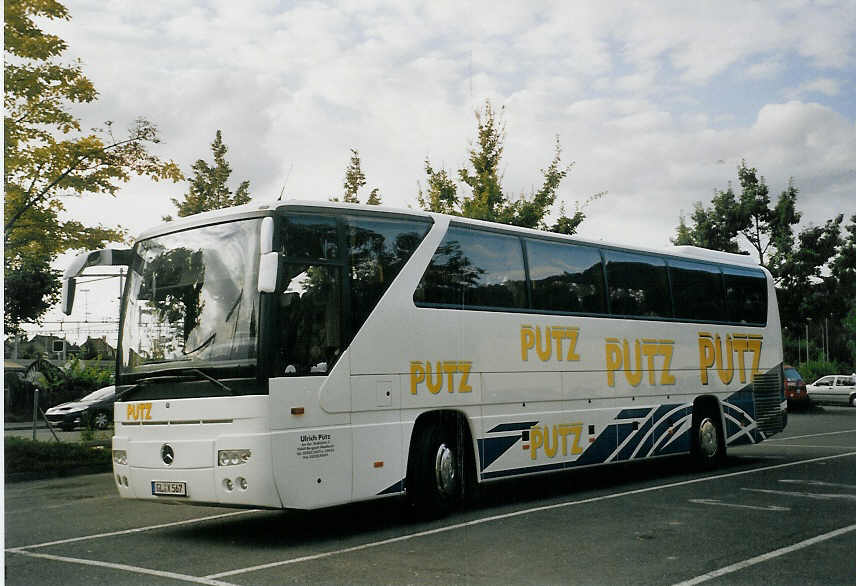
[218,449,251,466]
[112,450,127,465]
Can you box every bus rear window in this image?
[723,267,767,324]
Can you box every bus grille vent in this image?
[753,368,784,436]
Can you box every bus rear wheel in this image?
[692,409,725,468]
[408,422,464,517]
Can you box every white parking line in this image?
[763,444,856,449]
[742,488,856,501]
[206,451,856,580]
[766,429,856,441]
[6,510,259,552]
[688,498,788,511]
[10,550,236,586]
[672,523,856,585]
[779,479,856,489]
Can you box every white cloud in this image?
[24,1,856,333]
[786,77,843,98]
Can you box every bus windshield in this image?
[120,219,261,378]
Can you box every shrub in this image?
[4,437,111,476]
[794,359,850,385]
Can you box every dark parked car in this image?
[45,385,116,431]
[783,365,809,409]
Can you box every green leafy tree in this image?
[672,161,849,365]
[417,100,601,235]
[166,130,251,219]
[4,0,182,333]
[330,149,382,205]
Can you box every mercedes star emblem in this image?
[161,444,175,466]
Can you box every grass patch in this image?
[5,437,111,479]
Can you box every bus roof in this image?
[134,198,762,270]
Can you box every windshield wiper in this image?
[119,368,236,397]
[189,368,235,395]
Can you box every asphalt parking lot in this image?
[4,406,856,585]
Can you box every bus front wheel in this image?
[408,423,463,517]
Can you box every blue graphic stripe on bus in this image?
[653,427,691,455]
[575,424,620,466]
[616,408,653,419]
[378,479,405,495]
[482,460,565,480]
[612,404,683,461]
[486,421,539,433]
[478,435,524,470]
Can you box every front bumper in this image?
[112,432,282,508]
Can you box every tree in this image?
[672,161,849,366]
[4,0,182,333]
[329,149,382,205]
[417,100,601,235]
[166,130,251,219]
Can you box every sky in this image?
[25,0,856,340]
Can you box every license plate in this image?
[151,481,187,497]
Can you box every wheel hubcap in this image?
[434,443,457,497]
[698,417,719,459]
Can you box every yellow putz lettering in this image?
[606,337,676,387]
[426,361,443,394]
[126,402,152,421]
[520,325,581,363]
[457,362,472,393]
[659,342,676,385]
[443,362,457,392]
[535,326,552,361]
[697,332,764,385]
[698,333,715,385]
[623,339,643,386]
[410,361,425,394]
[530,423,584,460]
[530,426,544,460]
[409,360,474,394]
[605,338,622,387]
[521,326,535,361]
[715,334,734,384]
[565,328,580,361]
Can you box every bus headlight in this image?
[218,449,251,466]
[112,450,127,465]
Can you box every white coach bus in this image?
[63,200,786,514]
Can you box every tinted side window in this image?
[281,215,338,260]
[604,250,671,317]
[526,239,605,314]
[414,226,526,310]
[723,267,767,324]
[669,260,724,321]
[347,216,430,334]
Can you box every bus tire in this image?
[408,422,464,517]
[691,406,725,468]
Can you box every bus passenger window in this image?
[526,239,606,314]
[669,259,725,322]
[604,250,671,318]
[346,216,430,339]
[414,226,526,310]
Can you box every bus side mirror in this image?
[62,247,134,315]
[257,217,278,293]
[61,278,77,315]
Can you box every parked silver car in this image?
[806,375,856,407]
